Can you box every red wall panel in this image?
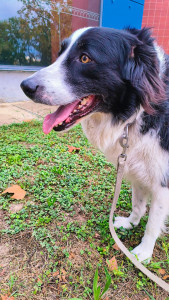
[142,0,169,53]
[71,0,100,32]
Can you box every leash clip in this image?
[118,124,130,163]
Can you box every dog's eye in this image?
[80,55,91,63]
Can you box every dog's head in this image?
[21,27,165,134]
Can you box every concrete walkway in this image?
[0,101,58,126]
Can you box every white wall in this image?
[0,70,35,103]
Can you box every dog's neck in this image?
[81,108,142,166]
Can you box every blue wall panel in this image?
[101,0,145,29]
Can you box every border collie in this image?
[21,27,169,262]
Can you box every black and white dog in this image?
[21,27,169,263]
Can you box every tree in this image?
[0,0,74,66]
[0,18,27,65]
[0,0,52,66]
[18,0,52,65]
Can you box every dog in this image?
[21,27,169,263]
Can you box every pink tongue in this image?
[43,100,80,134]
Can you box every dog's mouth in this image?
[43,95,101,134]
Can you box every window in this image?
[0,0,100,67]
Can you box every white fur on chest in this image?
[81,112,169,191]
[82,113,123,166]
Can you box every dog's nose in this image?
[20,79,38,98]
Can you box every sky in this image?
[0,0,23,21]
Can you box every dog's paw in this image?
[113,216,133,229]
[131,243,152,263]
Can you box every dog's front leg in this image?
[114,184,147,229]
[131,187,169,262]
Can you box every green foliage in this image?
[0,121,168,299]
[68,268,111,300]
[69,299,83,300]
[8,274,17,293]
[93,268,111,300]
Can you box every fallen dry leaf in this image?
[61,275,67,282]
[106,256,118,271]
[61,268,67,275]
[94,233,100,238]
[52,271,59,277]
[37,277,43,284]
[113,243,120,251]
[69,252,75,259]
[2,185,26,200]
[57,274,68,283]
[67,145,80,153]
[158,269,166,275]
[143,298,149,300]
[163,275,169,280]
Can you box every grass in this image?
[0,120,168,299]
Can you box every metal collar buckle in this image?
[118,123,130,163]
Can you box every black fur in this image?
[140,55,169,151]
[57,27,169,152]
[21,27,169,152]
[62,27,166,122]
[58,38,70,56]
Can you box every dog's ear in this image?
[123,28,166,114]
